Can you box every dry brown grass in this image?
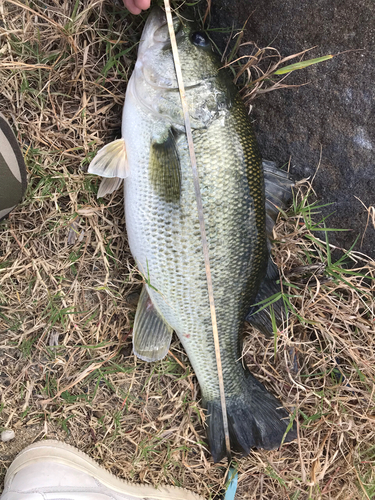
[1,1,375,499]
[223,44,310,107]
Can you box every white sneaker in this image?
[1,440,205,500]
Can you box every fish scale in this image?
[125,95,265,398]
[89,7,296,462]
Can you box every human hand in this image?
[123,0,151,15]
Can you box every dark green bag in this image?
[0,113,27,221]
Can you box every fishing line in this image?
[163,0,232,461]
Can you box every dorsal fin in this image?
[246,256,287,337]
[263,160,294,241]
[246,160,293,337]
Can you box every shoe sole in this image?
[4,440,205,500]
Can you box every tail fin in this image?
[205,370,296,462]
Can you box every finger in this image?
[123,0,142,14]
[134,0,151,10]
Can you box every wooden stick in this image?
[163,0,231,460]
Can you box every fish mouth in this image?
[137,7,201,91]
[138,7,186,53]
[138,7,172,55]
[140,71,202,92]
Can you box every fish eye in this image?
[191,31,210,47]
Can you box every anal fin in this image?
[133,286,173,362]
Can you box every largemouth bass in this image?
[89,7,296,462]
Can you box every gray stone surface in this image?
[209,0,375,259]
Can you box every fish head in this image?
[129,7,233,130]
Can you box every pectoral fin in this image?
[150,129,181,203]
[133,286,173,362]
[88,138,128,197]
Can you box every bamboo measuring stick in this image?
[163,0,231,460]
